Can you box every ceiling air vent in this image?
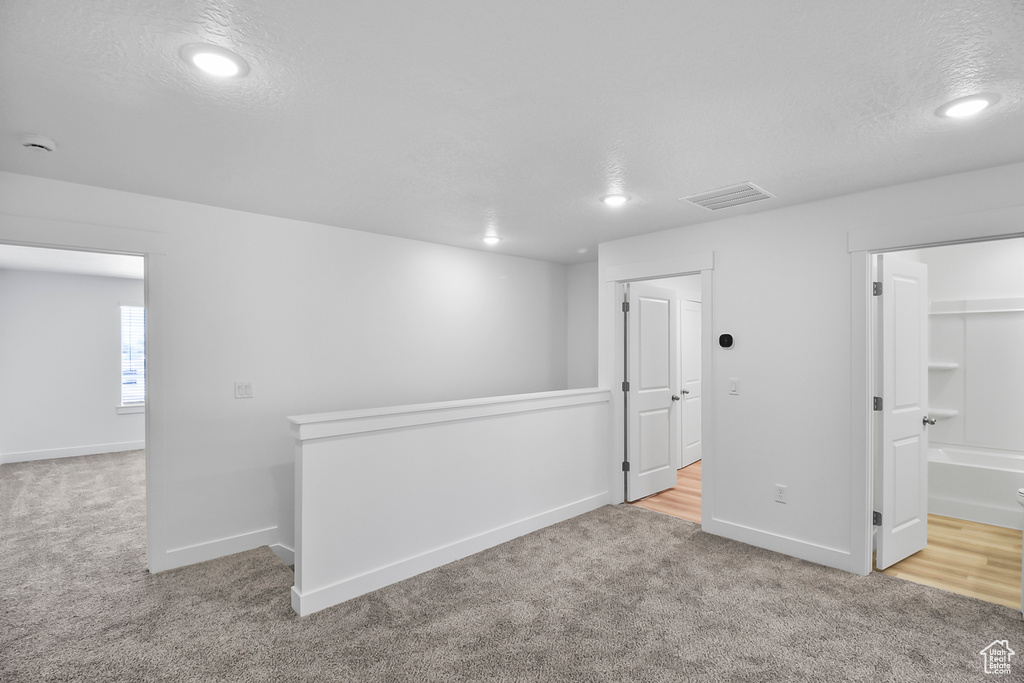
[680,182,774,211]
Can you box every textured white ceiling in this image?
[2,1,1023,263]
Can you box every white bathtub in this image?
[929,445,1024,530]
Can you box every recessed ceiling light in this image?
[483,235,501,245]
[936,93,999,119]
[601,194,629,208]
[180,44,249,78]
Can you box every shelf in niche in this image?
[930,298,1024,315]
[928,362,959,371]
[929,409,959,420]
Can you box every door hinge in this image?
[622,461,630,472]
[622,381,630,392]
[873,396,883,411]
[622,301,630,312]
[873,511,882,526]
[872,282,882,296]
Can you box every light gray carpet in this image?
[2,451,1022,682]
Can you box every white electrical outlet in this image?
[234,381,254,399]
[775,484,787,504]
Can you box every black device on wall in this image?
[719,333,734,349]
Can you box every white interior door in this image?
[677,300,702,469]
[876,255,930,569]
[625,282,680,501]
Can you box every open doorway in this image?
[869,238,1024,609]
[603,250,714,528]
[621,273,703,520]
[0,244,146,516]
[0,244,146,465]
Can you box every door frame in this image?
[849,210,1024,575]
[0,214,166,572]
[602,252,715,525]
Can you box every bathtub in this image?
[929,445,1024,530]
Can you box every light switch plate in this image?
[234,381,254,399]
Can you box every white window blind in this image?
[120,305,145,405]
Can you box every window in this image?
[120,305,145,406]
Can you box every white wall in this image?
[919,238,1024,301]
[654,274,702,302]
[566,261,598,388]
[599,161,1024,575]
[0,269,145,462]
[0,171,571,571]
[918,238,1024,453]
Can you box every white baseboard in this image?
[930,497,1022,531]
[1,441,146,465]
[292,492,608,617]
[270,544,295,567]
[701,517,860,575]
[151,526,280,573]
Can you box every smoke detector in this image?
[680,182,774,211]
[21,134,56,152]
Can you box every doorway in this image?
[0,242,148,552]
[868,238,1024,606]
[603,250,714,529]
[0,244,146,462]
[624,272,703,524]
[617,272,705,513]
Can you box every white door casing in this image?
[876,255,929,570]
[678,300,702,469]
[625,282,680,501]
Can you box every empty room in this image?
[3,2,1024,681]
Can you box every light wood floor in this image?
[630,460,701,524]
[878,514,1022,610]
[630,460,1022,610]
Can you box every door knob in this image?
[923,416,937,426]
[681,389,690,394]
[671,395,680,401]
